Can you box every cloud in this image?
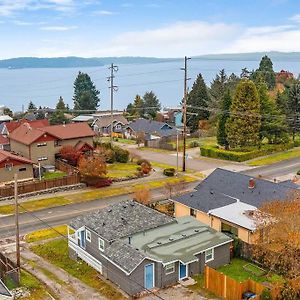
[290,14,300,23]
[93,10,116,15]
[40,25,77,31]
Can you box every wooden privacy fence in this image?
[0,174,80,198]
[204,266,279,300]
[55,159,79,174]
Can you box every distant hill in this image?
[0,56,173,69]
[1,52,300,69]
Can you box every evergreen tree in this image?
[227,73,240,93]
[276,90,288,114]
[217,90,232,148]
[28,101,37,111]
[286,83,300,140]
[240,68,252,79]
[73,72,100,112]
[252,55,276,90]
[50,97,70,125]
[126,103,134,115]
[36,106,45,120]
[3,107,13,117]
[187,73,210,132]
[143,91,161,119]
[226,79,261,148]
[132,94,145,118]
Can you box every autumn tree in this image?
[226,79,261,148]
[133,187,151,205]
[78,155,107,178]
[59,145,82,166]
[253,196,300,297]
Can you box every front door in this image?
[179,262,187,280]
[79,230,86,249]
[144,264,154,289]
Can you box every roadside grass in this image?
[0,175,197,215]
[138,147,173,153]
[25,225,72,243]
[247,148,300,166]
[5,269,53,300]
[170,137,217,149]
[107,162,138,179]
[114,138,136,144]
[31,239,124,300]
[188,274,219,299]
[42,171,67,180]
[217,258,284,284]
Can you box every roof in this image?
[0,115,13,122]
[0,279,12,298]
[74,141,93,151]
[173,168,298,213]
[42,123,95,140]
[72,115,94,122]
[127,119,177,137]
[0,150,33,165]
[69,200,174,242]
[93,114,129,128]
[127,216,232,266]
[4,119,49,134]
[10,122,95,145]
[209,202,257,231]
[0,135,9,145]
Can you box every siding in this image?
[0,164,33,182]
[10,140,30,158]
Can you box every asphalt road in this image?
[0,183,197,239]
[242,156,300,179]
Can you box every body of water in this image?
[0,59,299,112]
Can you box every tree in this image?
[132,94,145,118]
[252,55,276,90]
[78,155,107,178]
[253,196,300,296]
[240,67,252,79]
[287,83,300,141]
[217,90,232,148]
[49,97,70,125]
[226,73,240,93]
[226,79,261,148]
[59,145,82,166]
[28,101,37,111]
[143,91,161,119]
[3,107,13,117]
[133,187,151,205]
[187,73,210,132]
[36,106,45,120]
[126,103,134,115]
[73,71,100,112]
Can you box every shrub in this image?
[81,175,112,188]
[261,289,272,300]
[163,168,176,177]
[189,140,200,148]
[137,159,150,165]
[141,162,152,175]
[297,170,300,176]
[96,146,115,163]
[59,145,82,166]
[113,146,129,163]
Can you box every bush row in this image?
[163,168,176,177]
[200,143,295,162]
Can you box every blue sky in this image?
[0,0,300,58]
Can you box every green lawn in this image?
[248,148,300,166]
[42,171,67,180]
[114,138,136,144]
[170,137,217,150]
[31,239,124,300]
[107,162,138,179]
[25,225,71,243]
[0,175,197,215]
[217,258,283,284]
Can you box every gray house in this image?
[68,200,232,296]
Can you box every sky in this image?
[0,0,300,58]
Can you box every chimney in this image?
[248,178,255,189]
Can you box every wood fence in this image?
[204,266,279,300]
[0,173,80,198]
[55,159,79,174]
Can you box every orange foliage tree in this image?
[133,187,151,205]
[78,155,107,178]
[59,145,82,166]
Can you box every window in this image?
[19,167,27,172]
[205,248,214,263]
[115,124,122,130]
[37,142,47,147]
[98,238,104,252]
[54,140,62,147]
[37,156,48,161]
[5,163,13,171]
[86,230,91,242]
[165,262,175,275]
[190,208,196,217]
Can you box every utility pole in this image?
[108,63,118,145]
[14,174,21,272]
[181,56,191,172]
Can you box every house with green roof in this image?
[68,200,232,296]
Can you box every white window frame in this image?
[37,156,48,161]
[98,238,104,252]
[5,163,13,171]
[37,142,47,147]
[86,230,91,242]
[165,262,175,275]
[205,248,214,263]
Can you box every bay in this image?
[0,59,299,112]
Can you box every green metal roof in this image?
[123,216,232,265]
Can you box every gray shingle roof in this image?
[127,119,177,137]
[173,168,298,212]
[69,200,174,241]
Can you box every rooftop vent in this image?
[181,234,187,237]
[102,222,105,226]
[157,241,162,245]
[169,238,174,241]
[190,194,194,197]
[108,209,112,212]
[130,202,135,207]
[210,189,214,195]
[248,178,255,189]
[123,205,127,208]
[194,229,200,233]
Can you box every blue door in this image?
[144,264,154,289]
[79,230,86,248]
[179,262,187,280]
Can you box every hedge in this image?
[200,143,295,162]
[163,168,176,177]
